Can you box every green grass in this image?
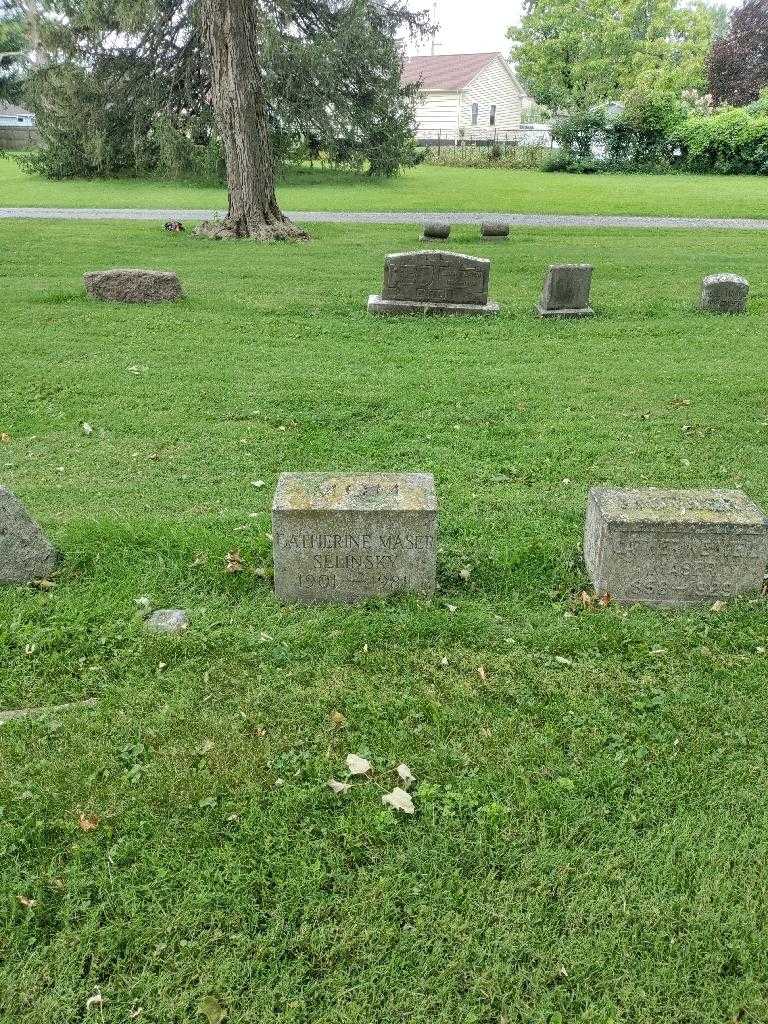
[3,156,768,218]
[3,219,768,1023]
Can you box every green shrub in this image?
[604,90,688,171]
[676,106,768,174]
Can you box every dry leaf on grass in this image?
[345,753,371,776]
[198,995,227,1024]
[85,991,103,1011]
[225,549,244,573]
[330,710,347,729]
[17,895,36,908]
[477,666,487,681]
[82,422,94,436]
[397,764,415,785]
[77,812,99,831]
[711,600,727,613]
[30,579,55,591]
[0,432,10,443]
[458,566,472,581]
[327,779,351,795]
[382,787,415,814]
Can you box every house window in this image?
[471,103,478,126]
[489,105,497,127]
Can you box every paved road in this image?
[2,207,768,230]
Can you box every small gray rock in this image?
[700,273,749,314]
[84,269,184,303]
[145,609,190,634]
[0,487,58,584]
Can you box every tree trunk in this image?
[197,0,308,241]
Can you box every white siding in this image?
[412,91,460,141]
[459,58,522,141]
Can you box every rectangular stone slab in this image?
[381,251,490,306]
[368,295,499,316]
[538,264,593,317]
[584,487,768,607]
[272,473,437,605]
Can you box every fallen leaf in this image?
[85,991,103,1011]
[198,995,227,1024]
[251,480,266,489]
[598,592,613,607]
[477,665,487,681]
[330,710,347,729]
[225,549,244,573]
[30,579,55,591]
[82,422,93,435]
[129,1010,143,1020]
[579,590,594,609]
[554,656,573,667]
[0,432,10,443]
[327,779,351,795]
[78,811,99,831]
[345,753,371,775]
[397,763,415,785]
[17,895,36,908]
[134,596,152,616]
[382,787,415,814]
[440,656,449,667]
[711,600,727,613]
[458,566,472,581]
[446,604,458,613]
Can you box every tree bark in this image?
[197,0,308,241]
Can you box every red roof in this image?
[402,52,501,91]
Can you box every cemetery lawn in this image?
[4,157,768,219]
[4,218,768,1024]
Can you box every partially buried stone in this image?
[537,264,594,318]
[84,269,184,303]
[368,251,499,315]
[480,222,510,239]
[145,609,190,633]
[584,487,768,607]
[0,487,58,584]
[700,273,749,314]
[421,222,451,240]
[272,472,438,604]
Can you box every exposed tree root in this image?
[195,216,310,242]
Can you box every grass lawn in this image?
[3,218,768,1023]
[3,156,768,218]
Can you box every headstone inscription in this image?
[368,251,499,315]
[584,487,768,607]
[84,269,184,303]
[272,472,438,604]
[0,487,58,583]
[700,274,749,314]
[537,264,594,318]
[422,223,451,240]
[480,222,510,239]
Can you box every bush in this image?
[604,90,688,170]
[676,106,768,174]
[542,152,601,173]
[550,108,607,160]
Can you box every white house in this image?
[0,102,36,127]
[402,52,525,143]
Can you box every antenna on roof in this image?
[430,2,439,57]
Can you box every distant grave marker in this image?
[84,269,184,303]
[700,274,749,314]
[584,487,768,607]
[537,264,594,318]
[368,251,499,315]
[422,223,451,240]
[272,472,438,604]
[480,222,510,239]
[0,487,58,584]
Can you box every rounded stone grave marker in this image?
[700,273,749,314]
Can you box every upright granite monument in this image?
[537,264,594,318]
[368,251,499,316]
[272,472,438,604]
[0,487,58,583]
[84,269,184,303]
[700,274,749,314]
[584,487,768,607]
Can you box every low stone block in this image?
[584,487,768,607]
[272,472,438,604]
[537,264,594,318]
[84,269,184,303]
[422,222,451,240]
[0,487,58,584]
[368,251,499,316]
[145,609,190,633]
[480,222,510,238]
[700,273,749,314]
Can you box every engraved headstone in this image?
[584,487,768,607]
[0,487,58,583]
[84,269,184,303]
[480,222,510,239]
[537,264,594,318]
[422,222,451,240]
[368,251,499,315]
[272,472,438,604]
[700,273,749,314]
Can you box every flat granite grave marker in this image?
[537,264,594,318]
[421,222,451,240]
[272,472,438,604]
[368,251,499,316]
[84,269,184,303]
[584,487,768,607]
[700,273,749,314]
[0,487,58,583]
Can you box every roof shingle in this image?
[402,52,500,91]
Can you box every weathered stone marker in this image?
[272,472,438,604]
[480,222,510,239]
[421,222,451,240]
[0,487,58,583]
[700,273,749,314]
[584,487,768,607]
[368,251,499,315]
[84,269,184,303]
[537,264,594,318]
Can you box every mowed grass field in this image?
[2,218,768,1023]
[3,156,768,218]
